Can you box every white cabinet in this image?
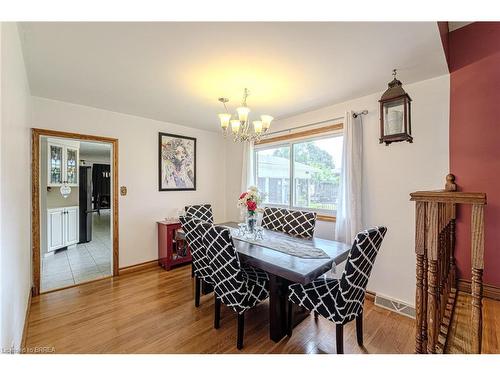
[47,206,79,252]
[47,209,65,251]
[65,207,79,246]
[48,141,79,187]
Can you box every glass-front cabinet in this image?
[47,141,79,187]
[65,146,79,185]
[48,143,64,185]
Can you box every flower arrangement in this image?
[237,186,263,214]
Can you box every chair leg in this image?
[314,311,319,321]
[214,297,221,329]
[356,313,363,346]
[336,324,344,354]
[237,312,245,350]
[195,276,201,307]
[287,300,293,336]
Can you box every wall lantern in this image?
[379,69,412,145]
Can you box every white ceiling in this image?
[80,141,111,160]
[20,22,448,132]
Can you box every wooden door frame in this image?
[31,128,119,296]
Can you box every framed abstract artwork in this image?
[158,132,196,191]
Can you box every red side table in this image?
[157,220,192,270]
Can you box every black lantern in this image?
[379,69,412,145]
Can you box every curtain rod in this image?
[263,110,368,137]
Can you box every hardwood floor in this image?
[446,292,500,353]
[25,265,498,354]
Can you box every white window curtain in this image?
[241,141,255,192]
[335,111,363,243]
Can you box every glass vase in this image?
[246,211,257,234]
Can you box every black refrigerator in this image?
[79,166,93,243]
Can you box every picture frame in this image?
[158,132,196,191]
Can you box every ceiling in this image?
[80,141,111,161]
[20,22,448,132]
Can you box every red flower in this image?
[239,192,247,199]
[247,201,257,211]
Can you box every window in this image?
[254,130,343,216]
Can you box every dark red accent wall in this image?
[449,22,500,287]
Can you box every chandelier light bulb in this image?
[261,115,273,130]
[253,121,263,134]
[236,106,250,122]
[218,113,231,129]
[230,120,241,133]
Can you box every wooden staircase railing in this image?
[410,174,486,354]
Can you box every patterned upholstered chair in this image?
[179,216,213,307]
[282,210,317,239]
[261,207,289,232]
[287,226,387,354]
[200,223,269,350]
[185,204,214,223]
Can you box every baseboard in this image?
[21,287,33,351]
[457,279,500,301]
[365,290,376,302]
[119,259,160,275]
[372,292,416,319]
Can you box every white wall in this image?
[0,23,32,351]
[32,97,227,268]
[225,74,450,305]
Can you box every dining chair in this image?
[179,216,213,307]
[261,207,289,232]
[282,210,317,239]
[287,226,388,354]
[185,204,214,223]
[200,223,269,350]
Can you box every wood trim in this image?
[113,139,119,276]
[410,190,486,205]
[21,287,33,351]
[457,279,500,301]
[256,123,343,145]
[316,214,336,222]
[119,260,160,275]
[31,128,119,296]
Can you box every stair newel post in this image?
[470,204,484,354]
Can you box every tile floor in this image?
[41,210,112,292]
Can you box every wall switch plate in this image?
[120,186,127,196]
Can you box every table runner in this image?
[224,226,330,259]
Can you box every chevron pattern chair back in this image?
[337,226,387,321]
[185,204,214,223]
[179,216,212,282]
[282,210,317,239]
[200,223,269,315]
[261,207,289,232]
[199,223,247,312]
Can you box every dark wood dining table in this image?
[178,221,352,342]
[222,222,352,342]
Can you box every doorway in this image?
[32,129,119,296]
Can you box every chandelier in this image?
[217,88,273,143]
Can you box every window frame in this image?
[253,124,343,220]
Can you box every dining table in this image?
[178,221,352,343]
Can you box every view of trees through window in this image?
[255,135,343,214]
